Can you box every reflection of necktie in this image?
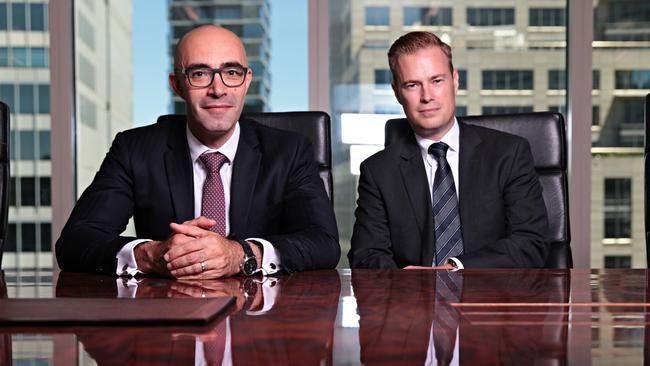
[432,271,463,366]
[204,318,227,366]
[200,152,228,235]
[429,142,464,265]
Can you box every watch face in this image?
[242,257,257,275]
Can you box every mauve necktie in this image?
[429,142,464,265]
[199,152,228,236]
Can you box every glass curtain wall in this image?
[329,1,567,265]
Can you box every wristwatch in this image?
[236,239,258,276]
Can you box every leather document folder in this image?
[0,297,235,326]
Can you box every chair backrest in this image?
[385,112,572,268]
[643,94,650,268]
[243,111,333,203]
[0,102,10,268]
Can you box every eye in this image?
[188,69,210,78]
[224,67,244,77]
[404,82,418,89]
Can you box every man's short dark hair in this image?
[388,31,454,82]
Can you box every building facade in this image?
[168,0,271,114]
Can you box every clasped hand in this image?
[135,216,244,279]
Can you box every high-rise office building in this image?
[0,1,132,272]
[168,0,271,113]
[329,0,650,268]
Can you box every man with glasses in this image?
[56,25,340,279]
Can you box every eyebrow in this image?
[185,61,245,70]
[401,73,449,85]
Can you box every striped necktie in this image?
[429,142,464,265]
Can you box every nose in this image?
[207,73,227,98]
[420,84,434,103]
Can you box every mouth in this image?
[202,104,233,110]
[418,107,441,115]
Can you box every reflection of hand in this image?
[404,264,454,270]
[168,278,246,312]
[164,217,245,279]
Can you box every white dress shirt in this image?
[116,122,282,276]
[414,117,464,269]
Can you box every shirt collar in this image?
[414,117,460,156]
[186,122,240,164]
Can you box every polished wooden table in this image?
[1,268,649,365]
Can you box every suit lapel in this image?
[163,116,194,223]
[458,122,482,252]
[230,119,261,236]
[398,135,436,266]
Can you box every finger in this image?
[164,239,204,262]
[182,216,217,229]
[167,250,207,271]
[169,222,214,238]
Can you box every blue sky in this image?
[132,1,308,126]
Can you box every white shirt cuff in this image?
[246,237,281,275]
[448,257,464,270]
[115,239,150,276]
[115,277,142,298]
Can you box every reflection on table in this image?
[1,269,650,365]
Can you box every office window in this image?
[403,7,452,26]
[374,69,391,88]
[482,106,534,115]
[39,130,50,160]
[604,256,632,269]
[613,327,644,347]
[0,47,7,67]
[30,3,47,31]
[615,70,650,89]
[593,106,600,126]
[604,178,631,239]
[79,54,96,90]
[244,23,264,38]
[12,47,27,67]
[31,47,48,68]
[41,223,51,251]
[482,70,533,90]
[456,106,467,116]
[18,84,34,114]
[549,70,566,90]
[11,3,26,30]
[549,105,566,116]
[38,84,49,114]
[20,177,36,206]
[365,6,389,26]
[458,69,467,90]
[593,70,600,90]
[6,224,16,252]
[0,3,6,30]
[529,8,565,27]
[0,84,15,112]
[9,177,15,206]
[22,223,36,252]
[17,131,35,160]
[620,99,644,124]
[79,95,97,128]
[77,13,95,51]
[467,8,515,26]
[40,177,51,206]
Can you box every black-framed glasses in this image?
[177,65,248,88]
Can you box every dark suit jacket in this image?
[349,121,549,268]
[55,115,340,275]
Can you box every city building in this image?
[329,0,650,269]
[0,1,133,271]
[168,0,271,114]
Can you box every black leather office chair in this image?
[0,102,9,268]
[243,111,333,203]
[385,112,572,268]
[643,94,650,268]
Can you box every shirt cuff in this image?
[115,239,150,277]
[448,257,464,270]
[246,237,281,275]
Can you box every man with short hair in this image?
[349,31,549,269]
[56,25,340,278]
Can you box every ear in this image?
[452,69,459,96]
[243,68,253,92]
[169,73,185,100]
[391,80,404,106]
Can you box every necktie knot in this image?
[200,152,228,174]
[428,142,449,160]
